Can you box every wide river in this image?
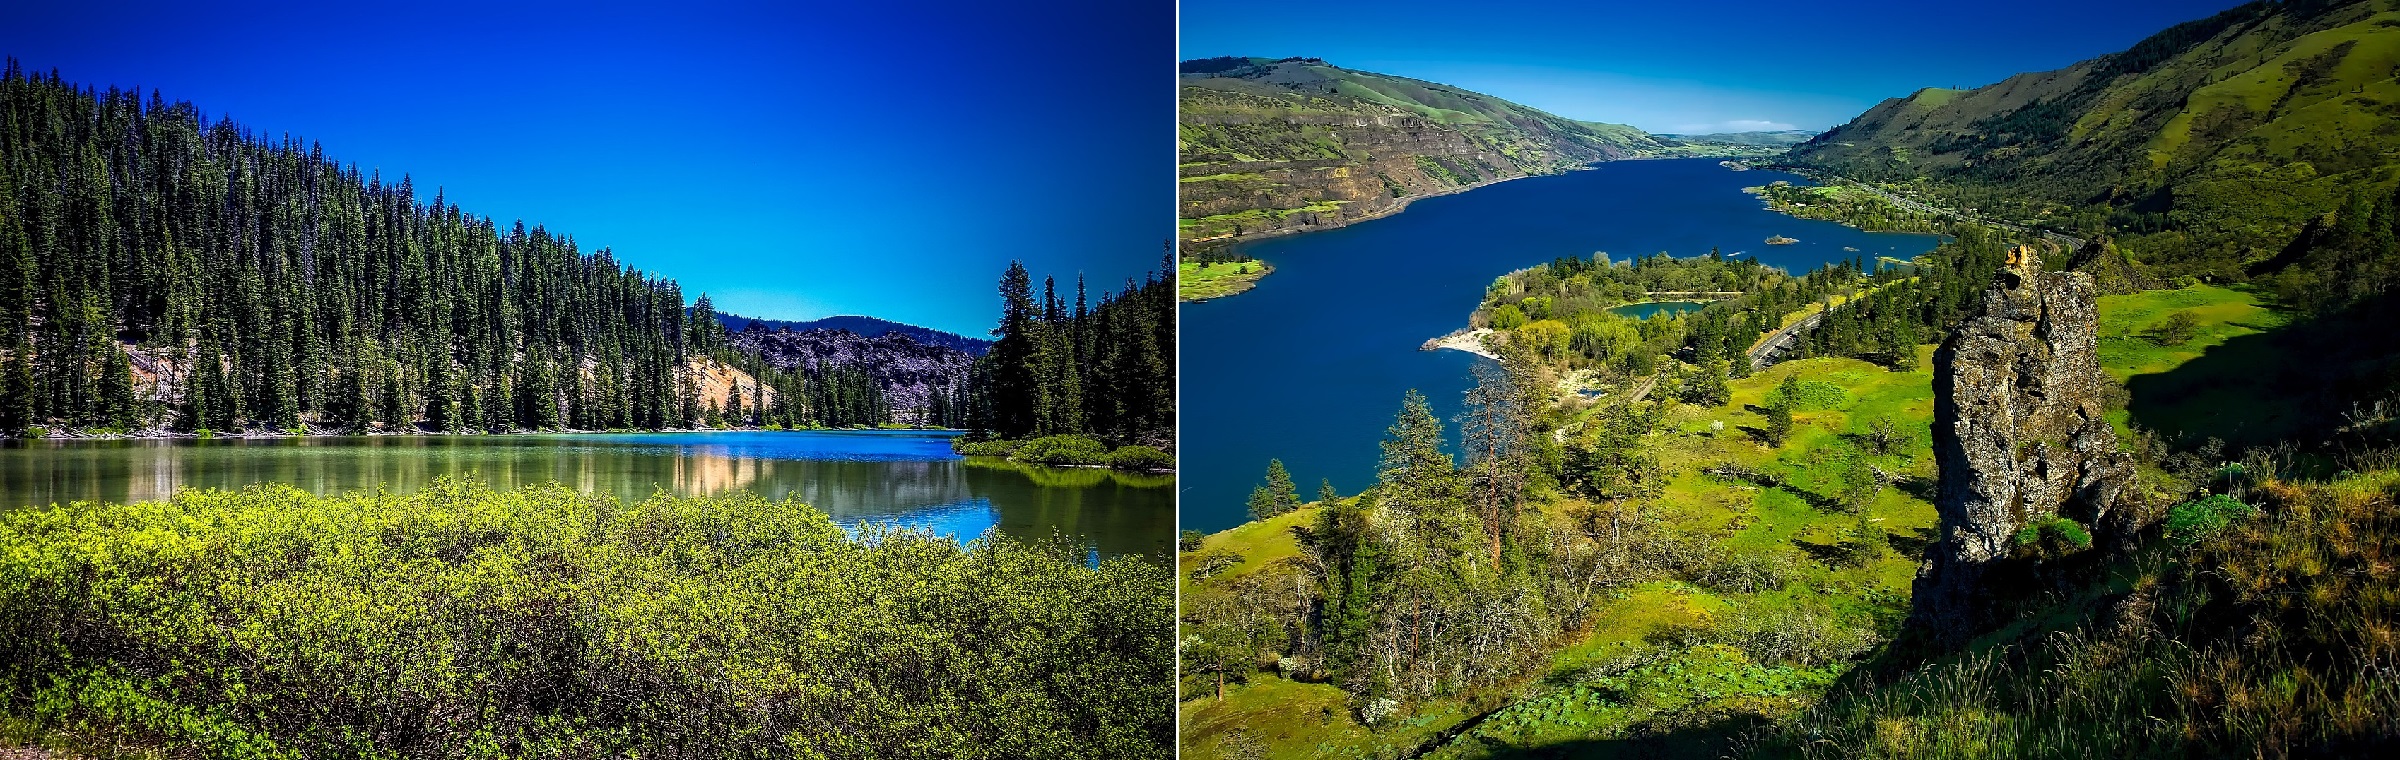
[1180,158,1944,533]
[0,430,1173,557]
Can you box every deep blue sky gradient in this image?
[1181,0,2253,134]
[4,0,1171,336]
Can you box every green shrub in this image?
[0,479,1172,759]
[1188,549,1244,580]
[1011,434,1111,466]
[1105,445,1175,471]
[1179,530,1205,553]
[2149,310,2200,345]
[952,438,1022,457]
[2014,515,2094,553]
[2165,493,2254,547]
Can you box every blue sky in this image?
[3,0,1170,336]
[1181,0,2253,134]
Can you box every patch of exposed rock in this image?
[2065,236,2158,295]
[1915,246,2138,640]
[726,327,971,423]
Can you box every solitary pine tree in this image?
[1247,459,1300,520]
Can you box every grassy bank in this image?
[1181,259,1274,302]
[0,479,1172,759]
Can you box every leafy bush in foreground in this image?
[0,479,1172,759]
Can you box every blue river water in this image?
[1179,158,1944,533]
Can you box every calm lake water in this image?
[1180,158,1944,533]
[0,431,1173,557]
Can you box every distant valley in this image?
[1177,56,1783,254]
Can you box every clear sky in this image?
[3,0,1170,337]
[1181,0,2254,134]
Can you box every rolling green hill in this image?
[1787,0,2400,279]
[1180,57,1738,244]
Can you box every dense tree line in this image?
[1799,226,2013,368]
[964,257,1173,446]
[0,64,827,435]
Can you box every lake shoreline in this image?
[1420,328,1499,360]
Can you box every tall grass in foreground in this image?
[0,479,1172,759]
[1741,477,2400,759]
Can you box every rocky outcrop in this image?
[726,327,972,423]
[2065,237,2157,295]
[1915,246,2137,639]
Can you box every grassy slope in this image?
[1181,260,1276,302]
[1181,350,1943,759]
[1788,1,2400,258]
[2094,285,2311,446]
[1184,288,2276,758]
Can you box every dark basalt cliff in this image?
[1178,57,1683,243]
[727,327,971,421]
[1917,246,2139,639]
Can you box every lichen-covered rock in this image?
[1915,246,2137,639]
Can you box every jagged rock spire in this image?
[1915,245,2138,640]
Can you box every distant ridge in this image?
[709,312,991,355]
[1178,56,1718,243]
[1657,129,1819,147]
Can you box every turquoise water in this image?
[1180,158,1945,533]
[1608,301,1708,319]
[0,430,1173,556]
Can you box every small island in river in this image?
[1766,234,1799,245]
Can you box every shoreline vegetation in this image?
[1179,259,1274,302]
[0,478,1174,759]
[953,433,1176,473]
[1745,178,1946,235]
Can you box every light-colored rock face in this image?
[1918,247,2136,636]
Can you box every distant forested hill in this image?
[712,312,989,355]
[1786,0,2400,282]
[1179,57,1708,243]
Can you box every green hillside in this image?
[1177,57,1756,249]
[1787,0,2400,279]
